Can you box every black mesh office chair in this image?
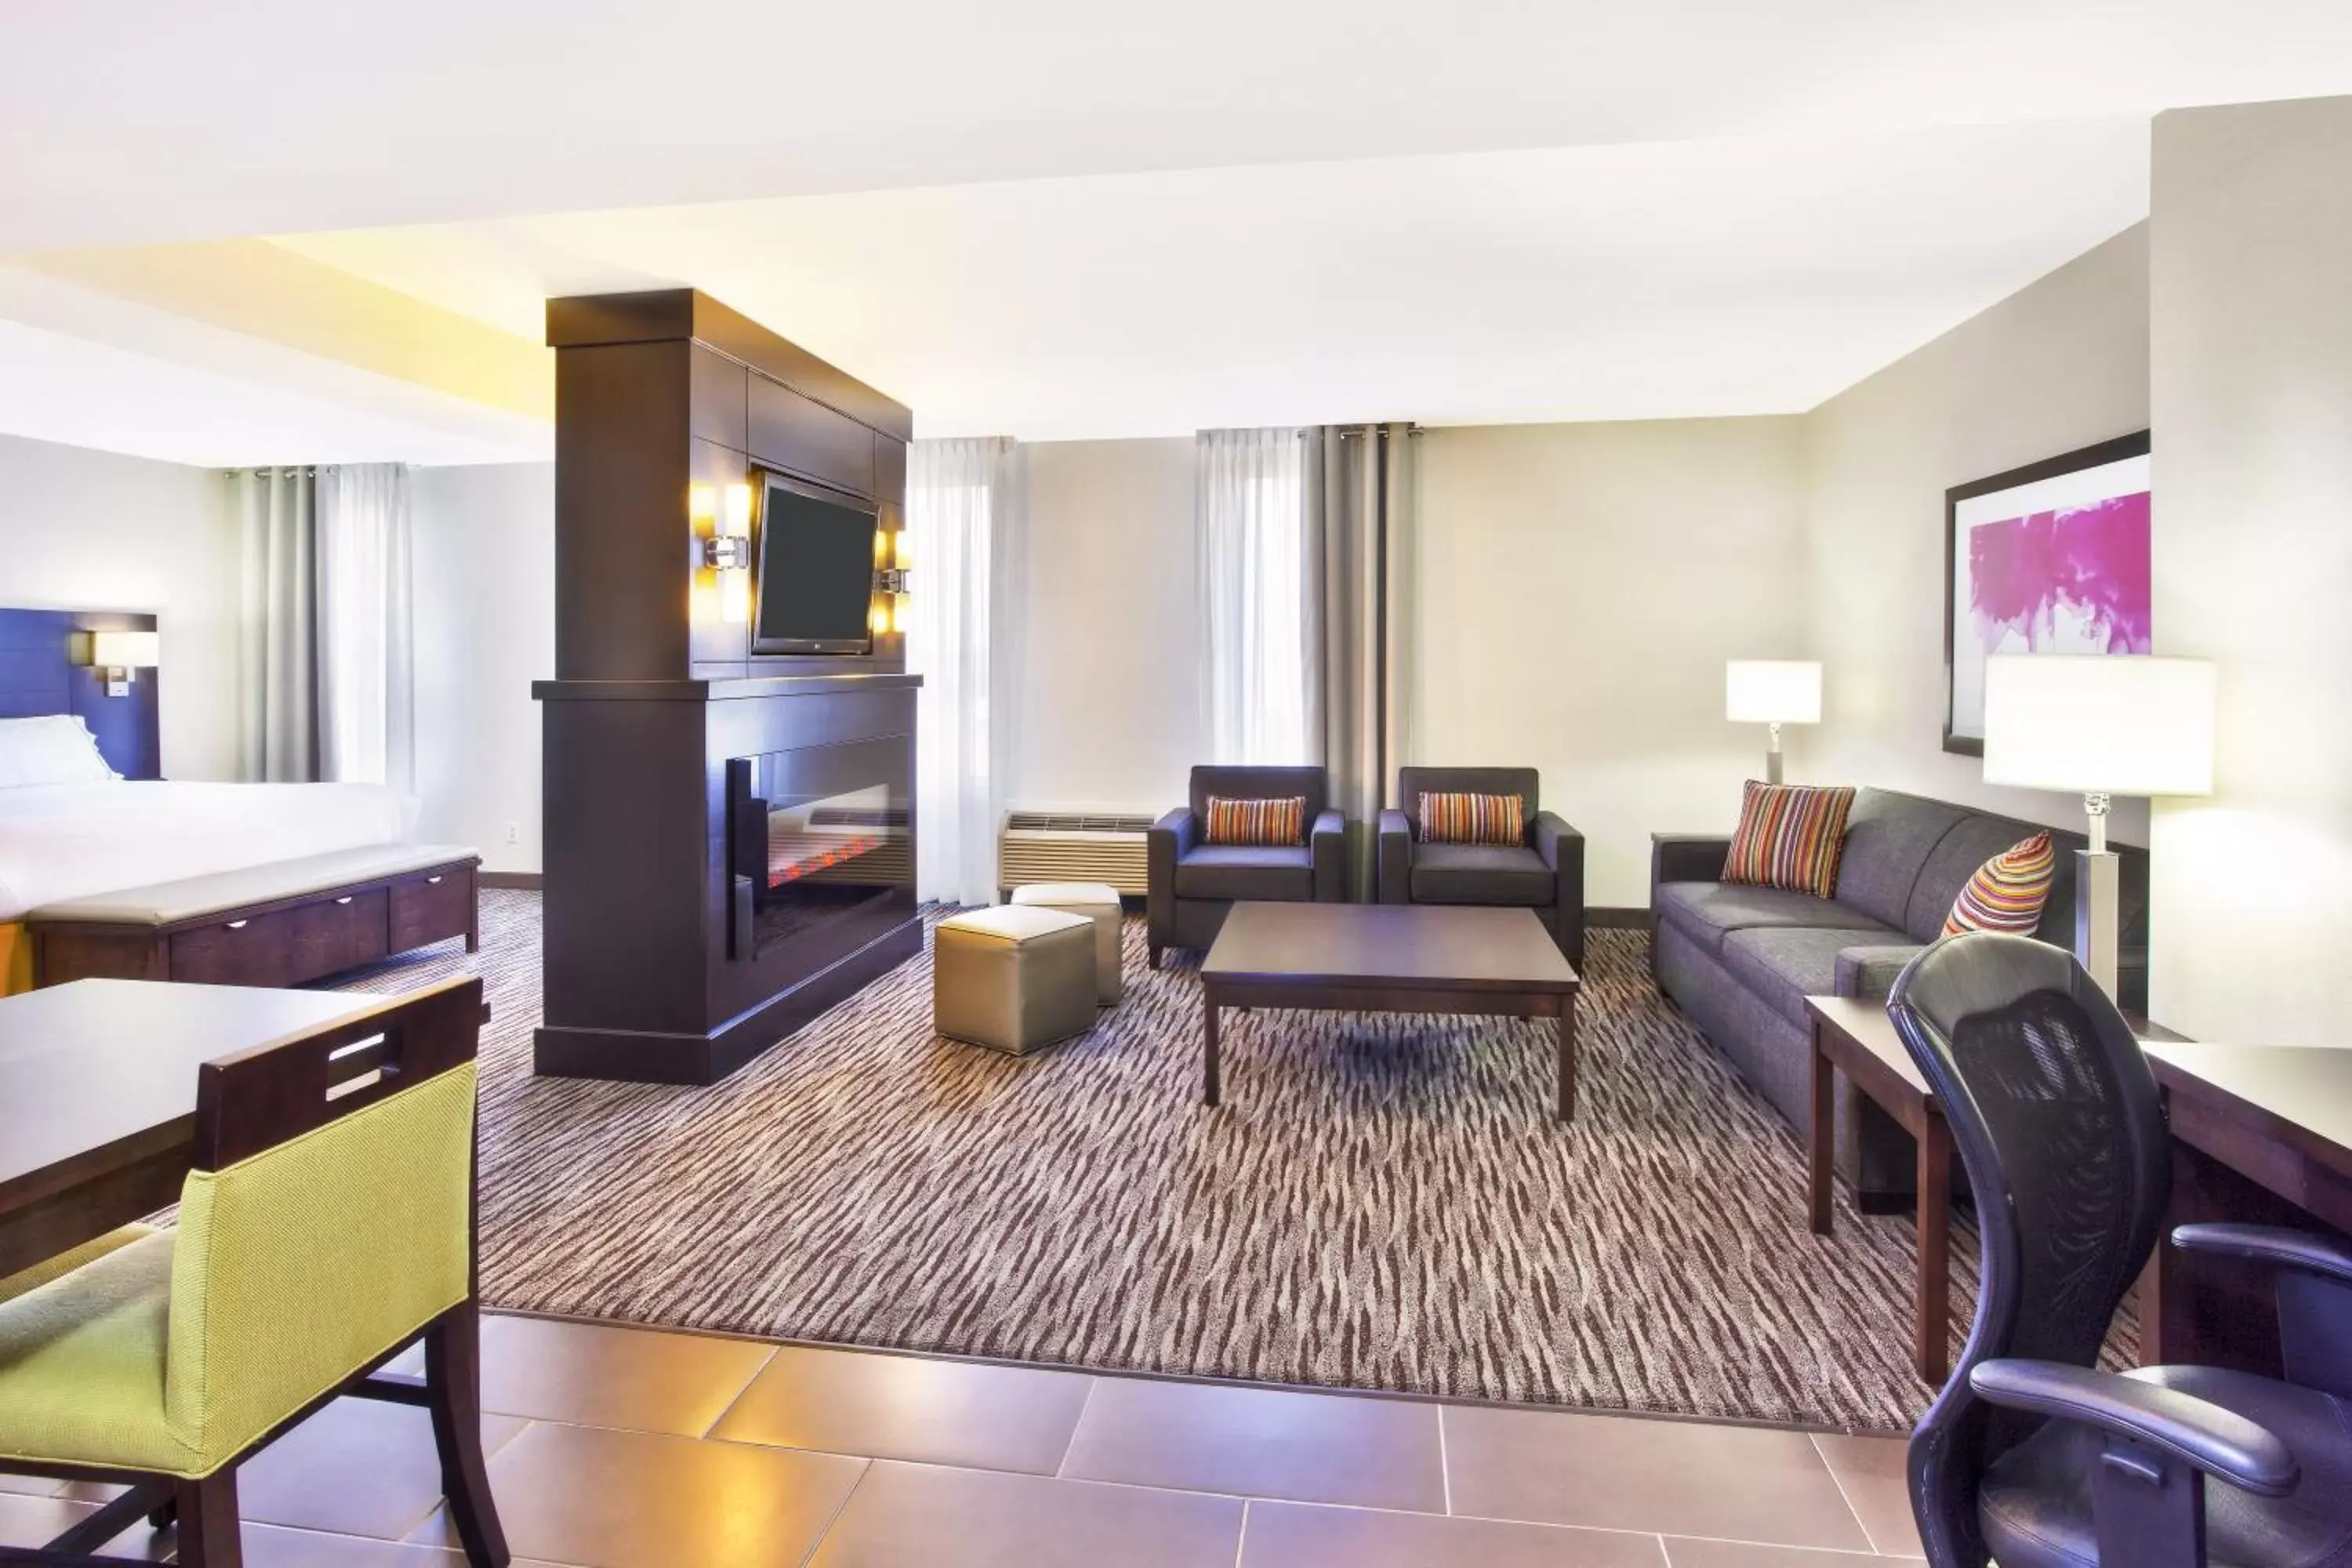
[1886,933,2352,1568]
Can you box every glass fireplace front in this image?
[726,736,912,958]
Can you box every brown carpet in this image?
[331,891,2131,1433]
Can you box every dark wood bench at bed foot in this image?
[27,844,481,989]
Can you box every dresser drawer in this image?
[171,890,390,986]
[390,866,473,952]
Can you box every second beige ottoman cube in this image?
[933,905,1098,1055]
[1009,881,1124,1004]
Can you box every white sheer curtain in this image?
[315,463,416,789]
[1197,427,1312,764]
[233,467,321,782]
[906,436,1023,906]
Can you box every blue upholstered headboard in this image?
[0,608,163,780]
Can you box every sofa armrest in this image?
[1149,807,1199,863]
[1146,808,1197,946]
[1834,944,1926,1002]
[1651,833,1733,895]
[1310,809,1348,902]
[1532,811,1586,967]
[1969,1359,2298,1498]
[1376,809,1413,905]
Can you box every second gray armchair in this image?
[1377,767,1586,965]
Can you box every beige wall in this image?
[1412,418,1809,906]
[1800,224,2152,844]
[1012,437,1204,813]
[410,462,554,874]
[0,431,239,779]
[2146,96,2352,1044]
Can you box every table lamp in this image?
[1980,654,2216,996]
[1726,660,1822,786]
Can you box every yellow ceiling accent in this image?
[11,238,551,423]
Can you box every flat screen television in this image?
[751,471,878,655]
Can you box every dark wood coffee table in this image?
[1200,902,1582,1120]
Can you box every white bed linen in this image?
[0,781,421,921]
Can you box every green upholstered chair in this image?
[0,976,506,1568]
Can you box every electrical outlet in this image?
[505,822,520,845]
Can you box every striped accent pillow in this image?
[1203,796,1306,846]
[1722,781,1855,900]
[1944,831,2058,937]
[1417,792,1524,846]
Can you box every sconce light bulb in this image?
[723,482,754,535]
[688,484,718,524]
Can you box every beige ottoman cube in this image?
[933,905,1098,1055]
[1010,881,1124,1004]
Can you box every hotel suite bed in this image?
[0,779,420,991]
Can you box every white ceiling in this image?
[5,0,2350,249]
[4,0,2351,454]
[278,120,2154,440]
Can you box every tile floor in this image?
[0,1313,1926,1566]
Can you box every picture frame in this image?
[1942,430,2153,757]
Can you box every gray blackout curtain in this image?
[1305,423,1415,899]
[233,466,320,782]
[230,463,416,787]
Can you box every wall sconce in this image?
[693,481,757,622]
[76,630,162,697]
[874,528,911,635]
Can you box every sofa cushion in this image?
[1723,781,1855,899]
[1417,792,1524,846]
[1191,766,1327,827]
[1834,789,1968,931]
[1720,925,1907,1030]
[1410,842,1553,906]
[1174,844,1315,902]
[1834,943,1931,1002]
[1654,880,1889,957]
[1944,830,2057,936]
[1905,813,2063,942]
[1203,795,1305,846]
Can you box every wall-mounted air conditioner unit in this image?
[998,808,1154,898]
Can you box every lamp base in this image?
[2075,847,2118,998]
[1765,722,1784,786]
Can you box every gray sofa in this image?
[1651,786,2148,1201]
[1376,766,1586,966]
[1147,765,1346,966]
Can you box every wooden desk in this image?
[2142,1040,2352,1372]
[1805,994,1955,1384]
[0,979,382,1279]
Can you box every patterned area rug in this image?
[331,891,2129,1432]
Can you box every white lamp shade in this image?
[87,630,160,669]
[1981,655,2215,797]
[1726,660,1821,724]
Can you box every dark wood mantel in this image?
[535,289,922,1086]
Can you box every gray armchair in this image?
[1375,767,1585,966]
[1147,765,1346,967]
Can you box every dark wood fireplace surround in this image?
[533,289,921,1084]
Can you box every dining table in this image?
[0,978,390,1279]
